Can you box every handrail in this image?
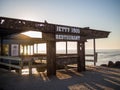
[0,56,22,74]
[0,56,21,61]
[85,52,98,65]
[0,62,21,69]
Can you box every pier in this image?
[0,17,110,76]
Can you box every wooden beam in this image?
[0,62,21,69]
[47,41,56,76]
[0,56,21,61]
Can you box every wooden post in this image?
[29,58,32,75]
[82,42,85,71]
[93,38,96,66]
[9,60,11,71]
[19,59,23,75]
[47,41,56,76]
[77,42,85,72]
[77,42,81,72]
[95,52,98,63]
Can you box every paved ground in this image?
[0,66,120,90]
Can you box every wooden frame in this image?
[0,17,110,76]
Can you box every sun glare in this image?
[21,31,42,38]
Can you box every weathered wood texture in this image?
[47,41,56,76]
[77,42,85,72]
[0,16,110,76]
[0,17,110,40]
[93,39,96,66]
[81,28,110,39]
[0,17,55,37]
[56,55,78,65]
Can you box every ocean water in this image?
[85,49,120,66]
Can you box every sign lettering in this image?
[56,34,80,40]
[56,26,80,41]
[56,26,80,34]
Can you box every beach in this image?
[0,66,120,90]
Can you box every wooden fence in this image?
[0,56,46,75]
[85,52,98,65]
[0,53,98,75]
[0,56,23,74]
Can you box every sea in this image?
[85,49,120,66]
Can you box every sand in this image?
[0,66,120,90]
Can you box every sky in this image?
[0,0,120,49]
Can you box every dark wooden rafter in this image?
[0,17,110,40]
[81,28,110,39]
[0,17,55,37]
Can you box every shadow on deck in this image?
[0,66,120,90]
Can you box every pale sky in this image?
[0,0,120,49]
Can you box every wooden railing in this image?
[0,56,23,74]
[0,53,98,75]
[85,52,98,66]
[0,56,47,75]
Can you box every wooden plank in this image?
[85,54,94,56]
[23,64,46,68]
[56,57,78,65]
[0,56,21,61]
[0,17,110,39]
[85,60,94,62]
[56,55,78,58]
[0,62,21,69]
[29,59,32,75]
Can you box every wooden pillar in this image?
[47,41,56,76]
[93,38,96,66]
[29,59,32,75]
[8,59,11,71]
[81,42,85,71]
[77,42,85,72]
[77,42,81,72]
[19,59,23,75]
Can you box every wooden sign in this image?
[56,34,80,40]
[56,26,80,41]
[56,26,80,34]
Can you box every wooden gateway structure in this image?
[0,17,110,76]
